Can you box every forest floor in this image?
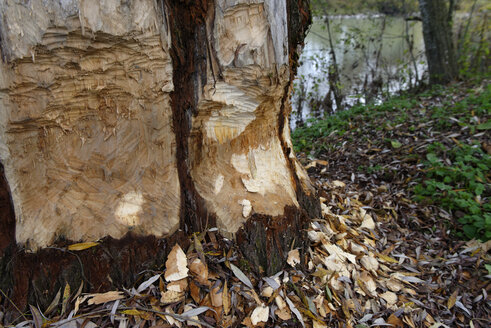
[3,81,490,328]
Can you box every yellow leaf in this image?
[312,268,329,278]
[61,282,70,315]
[447,290,458,310]
[376,253,399,264]
[121,309,144,316]
[67,242,99,251]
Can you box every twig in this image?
[0,287,29,322]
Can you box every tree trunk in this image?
[418,0,458,84]
[0,0,318,315]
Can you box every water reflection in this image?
[291,15,427,128]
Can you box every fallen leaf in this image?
[332,180,346,188]
[377,253,399,264]
[87,291,124,305]
[380,291,398,306]
[447,290,458,310]
[359,209,376,230]
[222,280,231,315]
[44,288,61,315]
[121,309,144,316]
[229,263,253,290]
[165,244,189,282]
[164,306,182,328]
[391,140,402,149]
[183,304,202,328]
[67,241,99,251]
[386,278,403,292]
[275,307,292,320]
[210,282,223,307]
[285,295,305,328]
[189,258,209,286]
[387,313,403,327]
[136,274,161,293]
[313,321,327,328]
[61,282,70,315]
[29,305,43,328]
[190,280,201,304]
[360,255,379,272]
[323,243,357,264]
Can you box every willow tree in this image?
[0,0,318,312]
[418,0,458,84]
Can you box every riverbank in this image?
[293,80,491,241]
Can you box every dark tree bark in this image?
[0,0,318,318]
[418,0,459,84]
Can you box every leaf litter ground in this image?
[2,82,490,328]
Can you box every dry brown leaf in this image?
[359,272,377,297]
[387,313,403,327]
[189,258,209,286]
[359,209,375,230]
[87,291,124,305]
[210,283,223,307]
[332,180,346,188]
[287,249,300,267]
[251,305,269,325]
[159,277,165,293]
[190,280,201,303]
[275,295,287,310]
[165,244,189,282]
[313,295,327,318]
[386,278,403,292]
[349,242,365,255]
[360,255,379,272]
[402,315,416,328]
[313,321,328,328]
[275,307,292,321]
[323,243,357,264]
[223,280,231,315]
[241,316,254,328]
[380,291,398,306]
[447,290,458,310]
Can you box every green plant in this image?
[413,142,491,240]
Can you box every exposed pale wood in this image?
[191,0,315,236]
[0,0,316,250]
[0,0,179,249]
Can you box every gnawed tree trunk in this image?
[418,0,458,84]
[0,0,318,315]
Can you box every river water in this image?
[291,15,427,128]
